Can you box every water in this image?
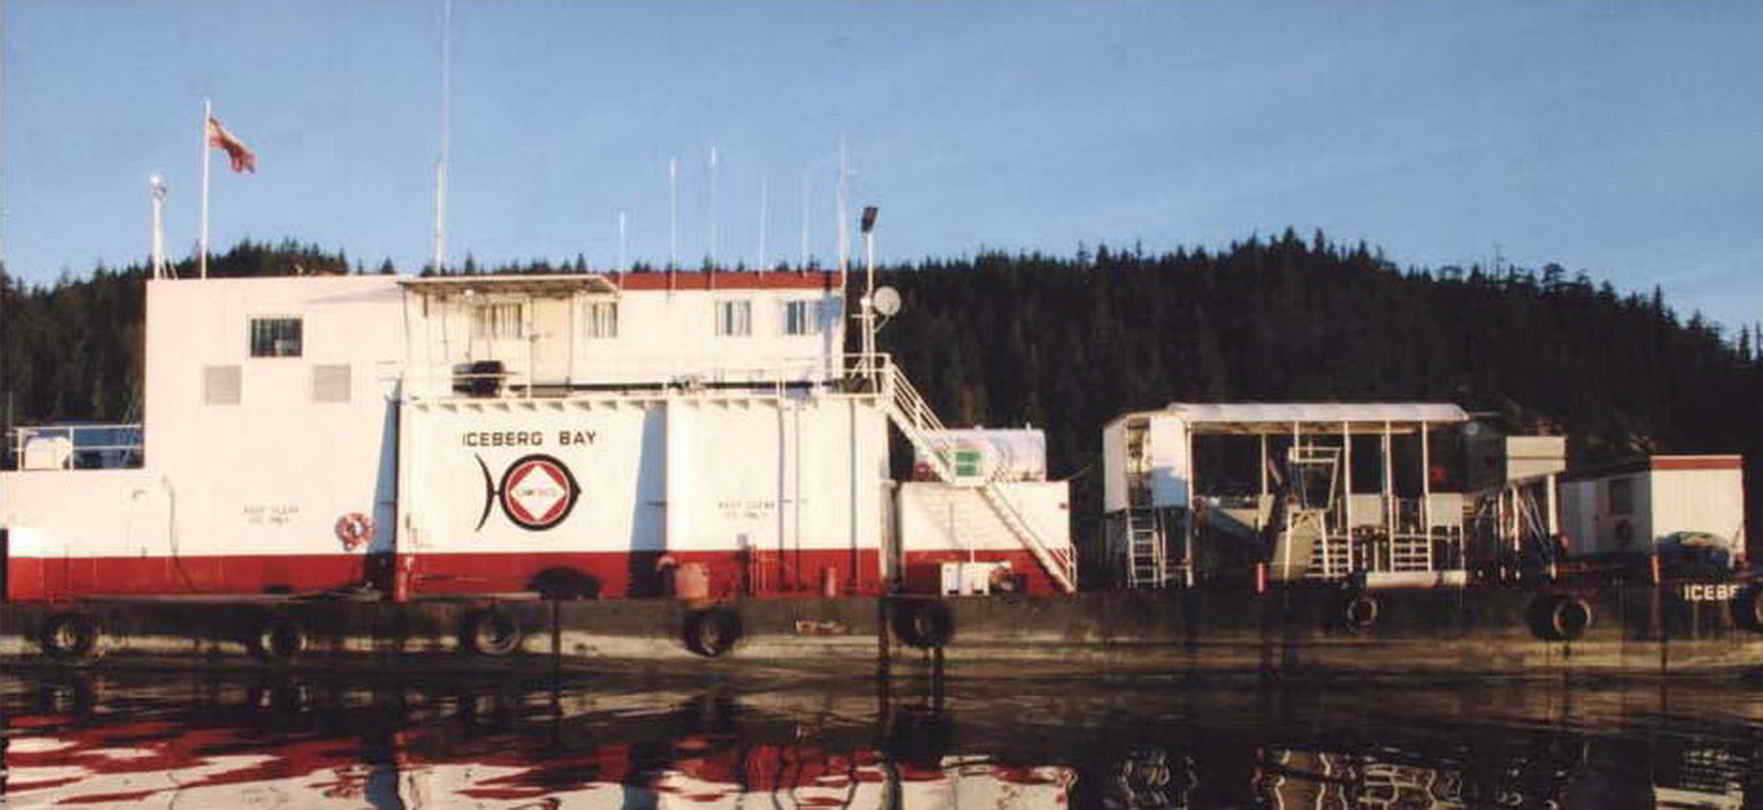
[4,666,1761,808]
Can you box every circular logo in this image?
[498,454,581,531]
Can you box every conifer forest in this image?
[3,230,1757,547]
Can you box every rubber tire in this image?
[685,608,743,658]
[254,615,307,661]
[1529,595,1593,641]
[1343,594,1379,631]
[40,613,99,660]
[893,600,955,649]
[463,608,523,657]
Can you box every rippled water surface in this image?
[5,664,1763,808]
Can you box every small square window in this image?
[472,302,525,340]
[204,365,241,405]
[716,300,752,337]
[782,300,820,335]
[250,317,302,357]
[1608,477,1634,515]
[585,301,618,339]
[954,449,983,478]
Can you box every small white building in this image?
[1558,455,1746,560]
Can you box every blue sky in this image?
[5,2,1762,332]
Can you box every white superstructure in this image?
[2,270,1075,600]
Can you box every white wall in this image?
[897,481,1071,554]
[141,276,405,557]
[1148,415,1189,508]
[400,393,888,556]
[1651,468,1745,541]
[405,283,847,393]
[1101,417,1127,513]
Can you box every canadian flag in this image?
[206,115,256,173]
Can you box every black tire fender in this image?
[893,599,955,649]
[254,614,307,661]
[1528,594,1593,641]
[684,608,743,657]
[40,613,100,659]
[1343,593,1379,631]
[462,608,523,656]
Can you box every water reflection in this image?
[3,667,1760,808]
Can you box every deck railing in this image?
[7,424,144,471]
[404,355,848,401]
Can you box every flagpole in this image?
[200,98,210,279]
[433,0,451,274]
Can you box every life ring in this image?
[40,613,99,660]
[1343,593,1379,631]
[462,608,522,656]
[684,608,743,657]
[254,615,307,661]
[892,599,955,649]
[1528,595,1593,641]
[335,512,374,551]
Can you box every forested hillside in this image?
[3,230,1758,543]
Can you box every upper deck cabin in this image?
[398,270,847,400]
[10,268,850,468]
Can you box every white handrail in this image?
[878,361,1077,593]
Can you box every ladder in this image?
[878,363,1078,593]
[1124,506,1171,588]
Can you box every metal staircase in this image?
[877,362,1078,593]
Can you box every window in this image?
[584,301,618,339]
[954,449,983,478]
[1608,477,1634,515]
[204,365,241,405]
[715,299,752,337]
[312,364,352,403]
[472,302,525,340]
[249,317,302,357]
[782,300,820,335]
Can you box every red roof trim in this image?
[1562,454,1743,482]
[615,271,839,292]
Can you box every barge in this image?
[2,266,1759,676]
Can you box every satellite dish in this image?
[872,286,902,317]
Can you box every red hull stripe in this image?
[6,548,1068,601]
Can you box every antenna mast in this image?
[433,0,452,273]
[150,176,168,279]
[668,157,678,269]
[837,135,849,289]
[800,166,809,269]
[708,144,719,269]
[617,210,627,275]
[757,176,768,271]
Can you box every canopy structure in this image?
[398,274,620,299]
[1160,402,1469,435]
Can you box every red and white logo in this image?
[495,454,581,531]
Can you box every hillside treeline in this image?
[2,230,1757,544]
[878,229,1760,542]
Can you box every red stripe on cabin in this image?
[616,270,839,291]
[1651,455,1743,470]
[1562,454,1744,482]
